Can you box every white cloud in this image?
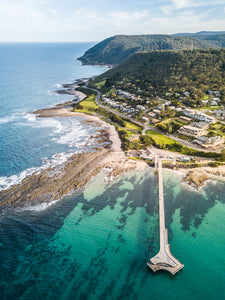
[0,2,46,19]
[172,0,189,9]
[171,0,225,10]
[0,1,224,42]
[144,9,225,34]
[161,5,173,15]
[108,10,148,21]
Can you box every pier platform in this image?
[147,160,184,276]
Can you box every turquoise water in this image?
[0,43,225,299]
[0,168,225,299]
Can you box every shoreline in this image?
[0,94,146,211]
[1,79,225,210]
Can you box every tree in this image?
[220,149,225,161]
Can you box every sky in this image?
[0,0,225,42]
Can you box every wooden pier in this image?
[147,159,184,276]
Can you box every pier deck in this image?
[147,160,184,276]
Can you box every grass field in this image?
[209,122,225,138]
[145,130,176,146]
[122,129,137,136]
[124,121,143,132]
[73,95,98,114]
[95,80,106,89]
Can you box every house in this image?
[153,109,161,115]
[214,110,225,118]
[183,109,216,123]
[116,90,132,99]
[178,122,208,138]
[183,109,195,118]
[137,105,145,110]
[193,135,224,149]
[175,107,183,112]
[142,117,149,122]
[201,100,209,105]
[152,119,160,123]
[148,112,156,118]
[190,122,209,130]
[210,100,218,106]
[179,116,192,122]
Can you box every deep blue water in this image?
[0,44,225,300]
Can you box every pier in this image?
[147,159,184,276]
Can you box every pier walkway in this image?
[147,159,184,275]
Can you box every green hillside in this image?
[94,49,225,101]
[78,34,215,65]
[176,31,225,48]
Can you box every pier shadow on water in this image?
[0,168,225,299]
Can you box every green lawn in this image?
[145,130,176,146]
[122,129,137,136]
[209,122,225,138]
[124,121,143,132]
[200,106,221,111]
[95,80,106,89]
[73,95,98,114]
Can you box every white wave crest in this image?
[47,90,58,96]
[54,83,62,89]
[18,199,60,212]
[53,124,89,147]
[0,113,21,124]
[23,113,36,122]
[0,152,74,192]
[21,113,63,133]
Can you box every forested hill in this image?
[78,34,215,65]
[94,49,225,100]
[175,31,225,48]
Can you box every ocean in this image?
[0,43,225,300]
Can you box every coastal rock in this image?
[183,170,209,190]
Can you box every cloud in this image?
[171,0,225,10]
[108,10,148,21]
[0,0,224,42]
[172,0,189,9]
[0,2,46,20]
[145,9,225,34]
[161,6,173,15]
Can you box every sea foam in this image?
[0,113,102,192]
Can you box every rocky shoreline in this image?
[0,98,145,211]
